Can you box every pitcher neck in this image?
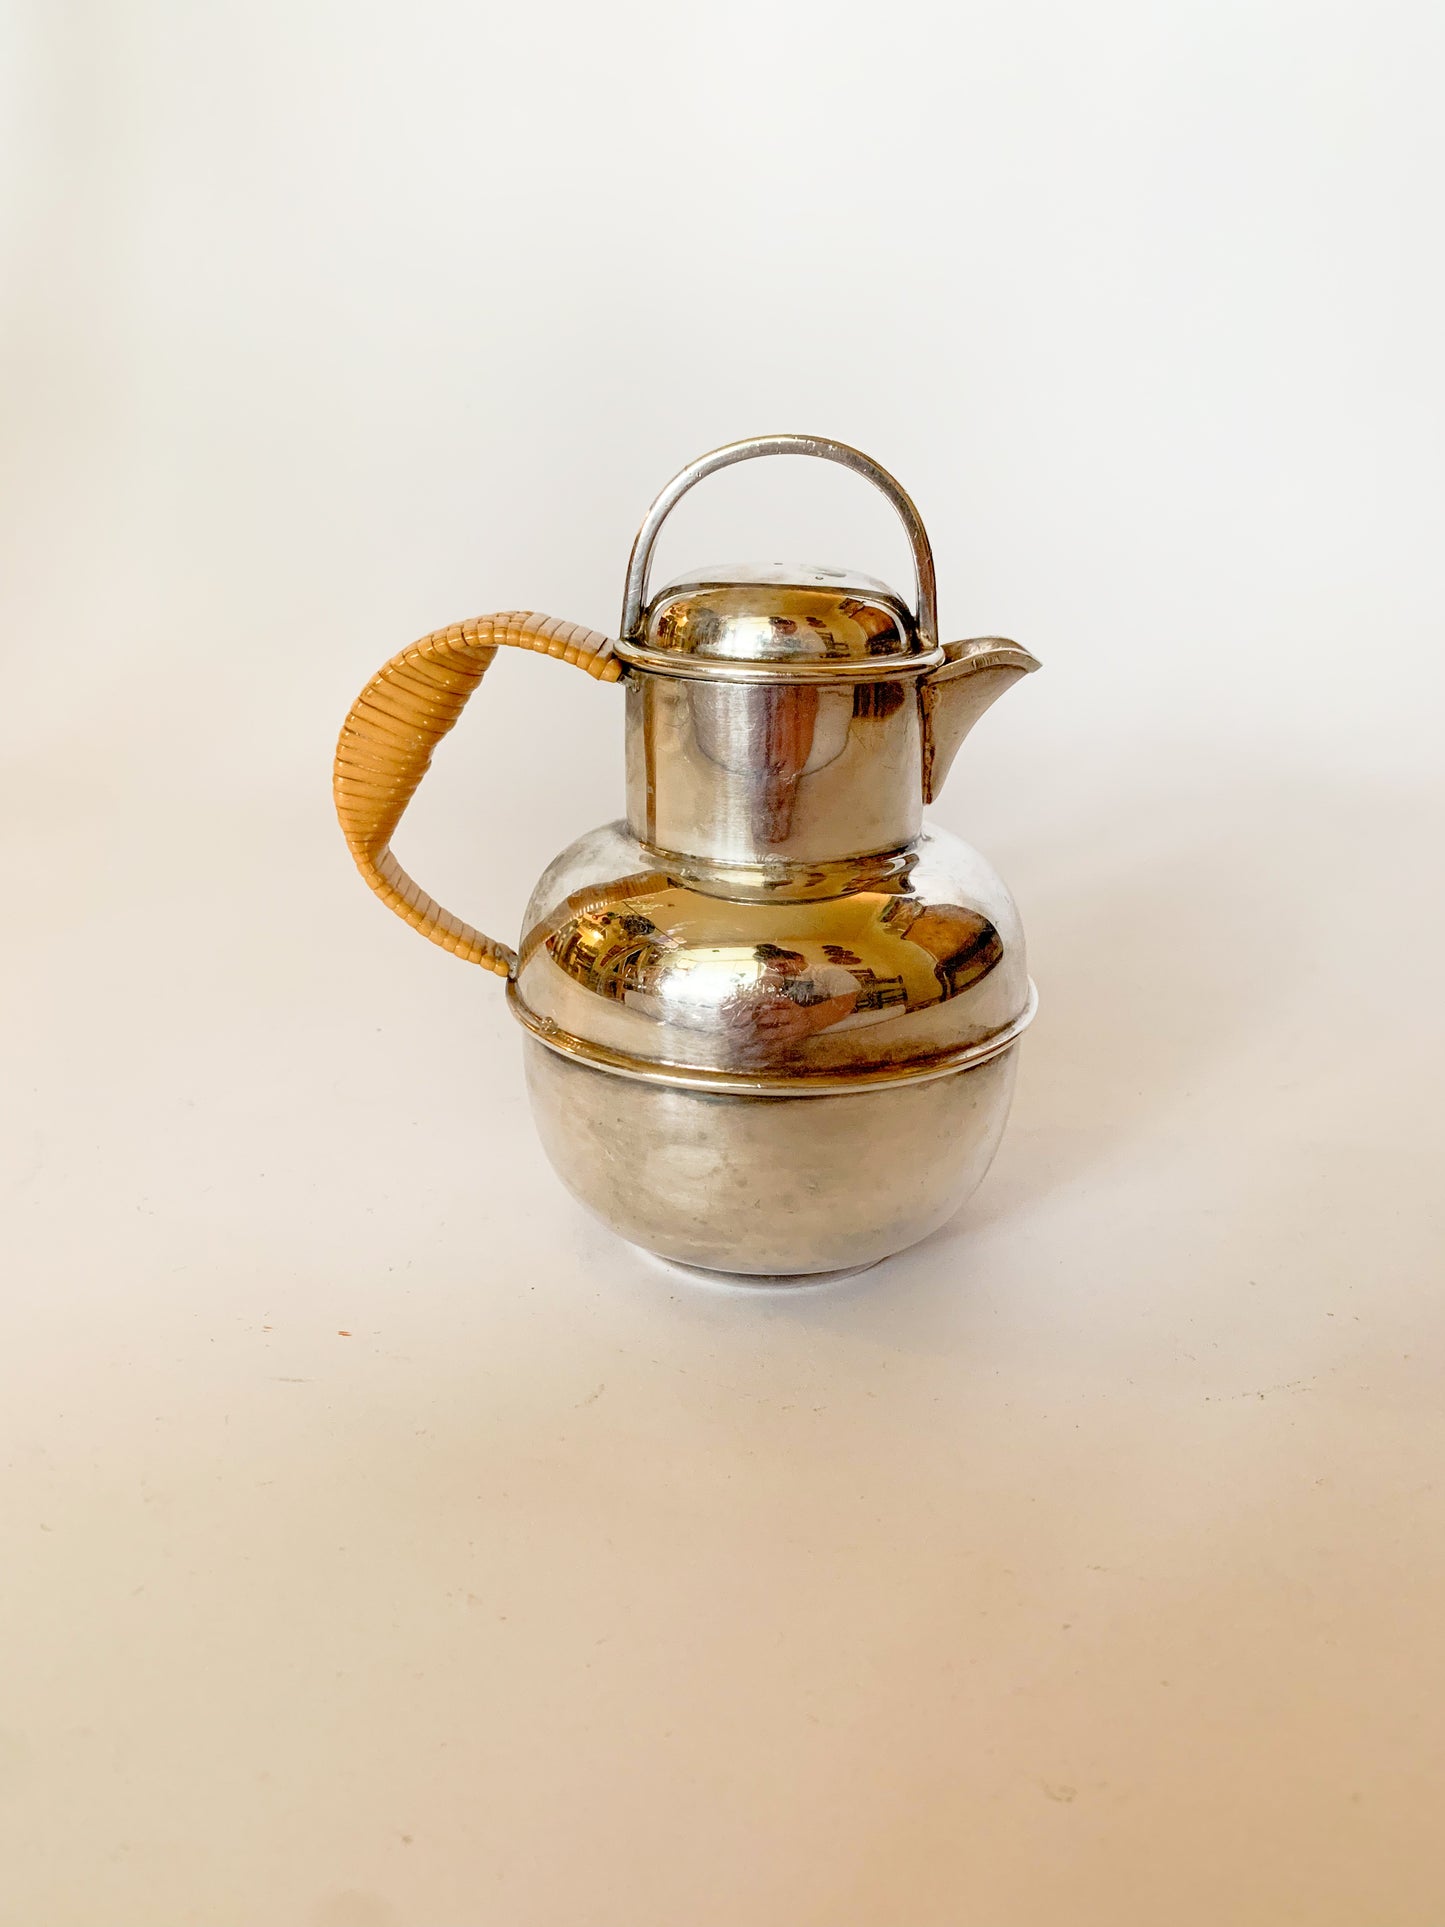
[623,670,924,868]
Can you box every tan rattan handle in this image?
[334,611,622,976]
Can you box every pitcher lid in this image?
[615,564,940,682]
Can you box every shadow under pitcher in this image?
[334,435,1040,1277]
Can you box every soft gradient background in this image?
[3,2,1444,1923]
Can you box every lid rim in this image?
[614,635,946,684]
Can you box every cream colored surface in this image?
[3,1,1445,1922]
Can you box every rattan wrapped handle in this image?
[334,611,622,976]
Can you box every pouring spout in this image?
[920,637,1041,803]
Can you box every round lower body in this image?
[522,1038,1020,1278]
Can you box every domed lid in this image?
[634,564,929,675]
[613,435,945,682]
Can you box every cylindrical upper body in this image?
[619,566,937,866]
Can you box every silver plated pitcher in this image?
[335,435,1039,1276]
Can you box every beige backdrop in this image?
[3,1,1444,1922]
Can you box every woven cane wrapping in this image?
[334,612,621,975]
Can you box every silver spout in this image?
[920,637,1041,803]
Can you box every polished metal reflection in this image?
[617,566,941,683]
[618,565,1034,866]
[513,822,1031,1086]
[649,568,915,665]
[625,667,926,864]
[509,433,1040,1274]
[524,1037,1020,1276]
[921,636,1041,802]
[619,434,940,648]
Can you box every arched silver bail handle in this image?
[619,434,939,647]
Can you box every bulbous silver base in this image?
[523,1037,1019,1277]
